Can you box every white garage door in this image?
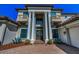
[69,27,79,48]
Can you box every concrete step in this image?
[34,40,44,44]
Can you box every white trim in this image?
[28,10,51,12]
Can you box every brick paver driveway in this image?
[0,44,79,54]
[0,44,66,54]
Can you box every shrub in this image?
[47,39,53,45]
[53,38,62,44]
[21,39,30,44]
[12,37,21,44]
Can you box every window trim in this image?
[20,28,27,39]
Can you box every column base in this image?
[45,39,54,44]
[30,39,35,44]
[27,37,30,40]
[45,39,49,44]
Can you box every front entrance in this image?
[36,29,43,41]
[35,12,44,42]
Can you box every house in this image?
[16,4,63,44]
[0,4,79,48]
[16,4,79,44]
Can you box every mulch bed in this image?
[0,43,30,51]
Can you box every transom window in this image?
[36,19,43,26]
[20,29,27,38]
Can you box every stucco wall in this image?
[0,24,6,44]
[3,27,16,45]
[59,28,68,44]
[16,28,21,39]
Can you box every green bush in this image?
[47,39,53,45]
[21,39,30,44]
[53,38,62,44]
[12,37,21,44]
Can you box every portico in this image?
[16,4,62,44]
[27,11,52,44]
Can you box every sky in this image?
[0,4,79,21]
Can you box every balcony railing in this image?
[51,16,62,22]
[17,15,28,22]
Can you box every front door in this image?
[35,12,44,41]
[36,29,43,41]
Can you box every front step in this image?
[34,40,44,44]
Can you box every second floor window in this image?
[51,12,56,16]
[23,12,28,15]
[23,12,28,19]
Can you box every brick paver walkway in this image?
[0,44,79,54]
[0,44,66,54]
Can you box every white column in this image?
[48,12,53,40]
[31,12,35,44]
[45,12,49,43]
[27,12,31,40]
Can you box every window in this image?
[52,29,59,39]
[51,12,56,16]
[20,29,27,38]
[64,16,67,19]
[23,12,28,19]
[23,12,28,15]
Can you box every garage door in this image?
[69,27,79,48]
